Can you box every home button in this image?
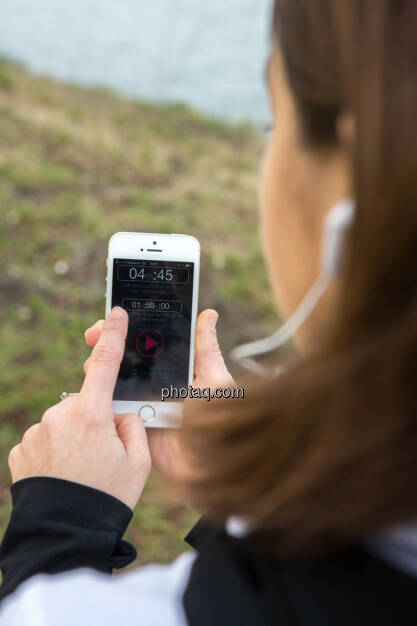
[139,405,155,423]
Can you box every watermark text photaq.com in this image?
[161,385,245,402]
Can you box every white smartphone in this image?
[105,232,200,428]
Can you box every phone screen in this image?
[111,259,195,401]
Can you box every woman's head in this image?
[180,0,417,555]
[263,0,417,351]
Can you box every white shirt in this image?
[0,552,196,626]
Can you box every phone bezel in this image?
[106,232,200,428]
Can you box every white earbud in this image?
[230,199,355,375]
[321,199,355,277]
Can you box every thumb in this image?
[194,310,234,387]
[114,413,150,462]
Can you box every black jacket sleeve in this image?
[0,476,137,601]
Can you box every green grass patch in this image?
[0,60,276,566]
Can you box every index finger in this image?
[79,307,128,411]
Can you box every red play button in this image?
[136,329,165,358]
[145,336,158,352]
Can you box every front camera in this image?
[153,241,157,245]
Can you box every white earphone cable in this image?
[230,272,331,376]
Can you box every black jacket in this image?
[1,477,417,625]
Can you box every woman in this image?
[1,0,417,623]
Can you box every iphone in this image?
[106,232,200,427]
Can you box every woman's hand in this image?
[84,309,233,481]
[8,307,151,510]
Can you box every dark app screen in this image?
[111,259,194,401]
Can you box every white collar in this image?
[366,519,417,576]
[227,516,417,578]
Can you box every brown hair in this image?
[180,0,417,556]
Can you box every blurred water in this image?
[0,0,273,125]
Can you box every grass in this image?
[0,58,276,567]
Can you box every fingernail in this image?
[110,306,124,319]
[207,312,218,330]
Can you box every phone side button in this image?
[139,405,155,423]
